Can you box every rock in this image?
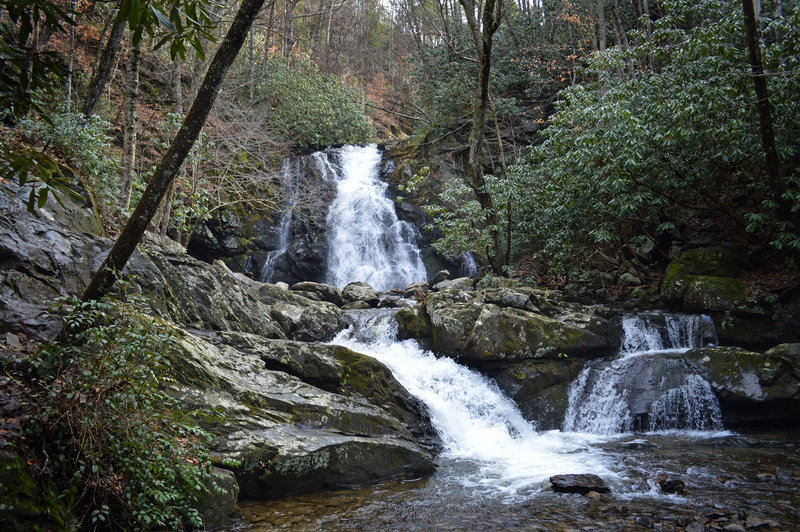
[550,474,610,494]
[0,451,72,531]
[342,301,372,310]
[275,281,289,290]
[3,333,20,349]
[661,247,747,312]
[290,281,345,307]
[482,287,539,312]
[292,302,344,342]
[756,472,776,482]
[432,277,474,292]
[396,305,433,340]
[428,269,450,287]
[168,328,439,500]
[654,473,685,494]
[377,296,402,308]
[195,467,241,530]
[342,282,380,307]
[488,359,585,429]
[586,490,604,499]
[403,281,428,299]
[683,346,800,427]
[685,522,705,532]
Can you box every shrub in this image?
[3,290,220,530]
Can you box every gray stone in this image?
[432,277,474,292]
[342,282,380,307]
[428,269,450,287]
[550,474,610,494]
[290,281,345,307]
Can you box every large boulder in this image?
[342,282,380,307]
[661,247,747,312]
[423,290,618,366]
[168,328,438,499]
[683,345,800,427]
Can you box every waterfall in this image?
[332,311,612,494]
[325,145,427,291]
[563,313,722,435]
[259,158,298,283]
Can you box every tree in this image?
[81,0,268,302]
[458,0,504,273]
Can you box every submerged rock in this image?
[550,474,610,494]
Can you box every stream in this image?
[237,145,799,530]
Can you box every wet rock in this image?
[290,281,345,307]
[550,474,610,494]
[342,301,372,310]
[487,359,585,429]
[395,305,432,340]
[684,522,705,532]
[342,282,380,307]
[377,296,402,308]
[756,472,776,482]
[403,281,428,299]
[634,516,655,528]
[428,269,450,287]
[654,473,685,494]
[169,327,439,500]
[683,346,800,427]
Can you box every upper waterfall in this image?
[325,144,427,290]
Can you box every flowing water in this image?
[239,145,798,530]
[239,311,800,530]
[563,313,722,434]
[325,145,426,290]
[259,158,299,283]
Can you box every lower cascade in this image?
[563,312,723,434]
[332,310,613,495]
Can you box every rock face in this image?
[0,187,440,511]
[399,287,621,368]
[683,345,800,427]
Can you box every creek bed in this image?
[238,430,800,531]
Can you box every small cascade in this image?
[333,311,611,494]
[325,145,427,291]
[259,158,298,282]
[460,252,479,277]
[564,312,722,434]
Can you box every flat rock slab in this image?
[550,474,610,494]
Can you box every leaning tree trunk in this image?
[81,0,268,303]
[83,16,126,117]
[120,37,141,211]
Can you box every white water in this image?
[259,158,298,282]
[332,311,613,496]
[325,145,426,291]
[564,313,722,434]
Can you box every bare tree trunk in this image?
[458,0,505,274]
[83,17,126,117]
[597,0,607,51]
[610,0,628,50]
[66,0,76,113]
[120,38,141,211]
[741,0,785,204]
[158,59,184,236]
[81,0,268,303]
[248,27,255,101]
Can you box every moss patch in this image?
[0,451,72,532]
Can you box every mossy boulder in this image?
[683,345,800,427]
[661,247,747,312]
[0,451,72,531]
[395,305,432,340]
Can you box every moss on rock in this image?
[0,451,72,531]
